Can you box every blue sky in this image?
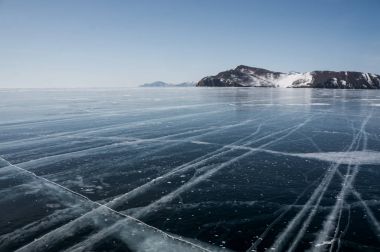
[1,0,380,88]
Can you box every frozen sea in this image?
[1,88,380,252]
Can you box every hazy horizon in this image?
[1,0,380,88]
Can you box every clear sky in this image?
[1,0,380,88]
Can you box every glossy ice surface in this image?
[1,88,380,252]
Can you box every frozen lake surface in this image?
[1,88,380,252]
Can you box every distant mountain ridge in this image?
[141,81,195,87]
[197,65,380,89]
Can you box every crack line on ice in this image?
[4,116,265,172]
[65,116,314,251]
[3,115,312,252]
[0,156,211,252]
[286,117,368,252]
[0,119,276,251]
[310,112,372,252]
[264,113,367,252]
[0,107,234,150]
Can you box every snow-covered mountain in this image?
[197,65,380,89]
[141,81,196,87]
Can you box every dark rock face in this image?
[307,71,380,89]
[197,65,380,89]
[197,65,283,87]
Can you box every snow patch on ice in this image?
[293,151,380,165]
[314,239,335,247]
[285,103,330,106]
[190,141,212,145]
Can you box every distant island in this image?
[140,81,196,87]
[197,65,380,89]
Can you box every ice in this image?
[0,157,211,252]
[310,117,371,252]
[291,150,380,165]
[1,88,380,251]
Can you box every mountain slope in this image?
[197,65,380,89]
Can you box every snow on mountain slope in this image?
[273,72,313,88]
[197,65,380,89]
[236,66,313,88]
